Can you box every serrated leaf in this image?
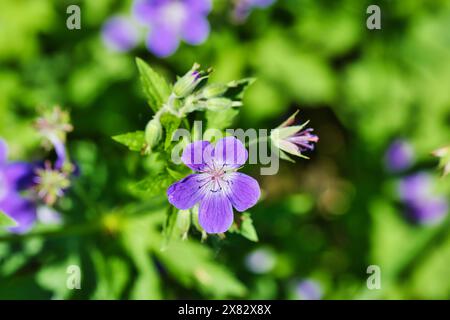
[160,112,181,150]
[112,131,146,152]
[0,210,16,228]
[130,172,175,197]
[229,212,259,242]
[136,58,171,112]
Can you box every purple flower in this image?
[245,248,276,273]
[167,136,261,234]
[295,280,323,300]
[233,0,276,23]
[384,139,414,172]
[0,139,37,233]
[270,110,319,160]
[101,16,140,52]
[398,172,449,225]
[133,0,211,57]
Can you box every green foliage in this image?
[112,131,146,152]
[0,211,16,228]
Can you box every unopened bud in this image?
[200,83,228,99]
[173,63,204,98]
[145,118,162,150]
[205,98,235,111]
[175,209,191,240]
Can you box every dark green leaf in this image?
[130,172,175,197]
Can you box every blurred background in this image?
[0,0,450,299]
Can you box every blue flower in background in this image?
[101,16,140,52]
[398,172,448,225]
[134,0,211,57]
[384,139,414,172]
[0,139,37,233]
[295,279,322,300]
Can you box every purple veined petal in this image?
[198,191,234,233]
[0,193,37,234]
[226,172,260,212]
[0,139,8,164]
[209,136,248,169]
[101,16,139,52]
[181,14,210,45]
[181,140,211,171]
[167,173,207,209]
[146,24,180,57]
[184,0,212,14]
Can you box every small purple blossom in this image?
[133,0,211,57]
[101,16,140,52]
[245,248,276,274]
[384,139,414,172]
[167,136,261,234]
[270,110,319,160]
[295,280,323,300]
[398,172,449,225]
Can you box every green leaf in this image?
[159,112,181,150]
[112,131,146,152]
[0,210,16,228]
[206,108,239,131]
[135,58,171,112]
[229,212,259,242]
[130,172,175,197]
[225,78,256,100]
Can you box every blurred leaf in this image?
[112,131,145,152]
[136,58,171,112]
[130,172,175,197]
[206,108,239,130]
[225,78,255,100]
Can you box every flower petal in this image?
[210,136,248,168]
[181,140,211,171]
[101,16,139,52]
[0,194,37,234]
[146,24,180,57]
[0,139,8,164]
[167,174,206,210]
[226,172,260,211]
[185,0,212,14]
[181,14,210,45]
[198,192,233,233]
[3,162,36,191]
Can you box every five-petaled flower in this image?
[167,136,261,234]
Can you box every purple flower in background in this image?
[245,248,276,273]
[133,0,211,57]
[398,172,449,225]
[167,136,261,233]
[0,139,37,233]
[295,280,322,300]
[384,139,414,172]
[233,0,276,23]
[101,16,140,52]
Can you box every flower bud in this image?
[173,63,204,98]
[175,209,191,240]
[145,118,162,150]
[205,98,234,111]
[200,83,228,99]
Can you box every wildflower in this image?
[432,145,450,177]
[295,280,323,300]
[245,248,276,274]
[270,110,319,161]
[384,139,414,172]
[101,16,140,52]
[398,172,448,225]
[232,0,276,23]
[167,136,261,233]
[0,139,37,233]
[133,0,211,57]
